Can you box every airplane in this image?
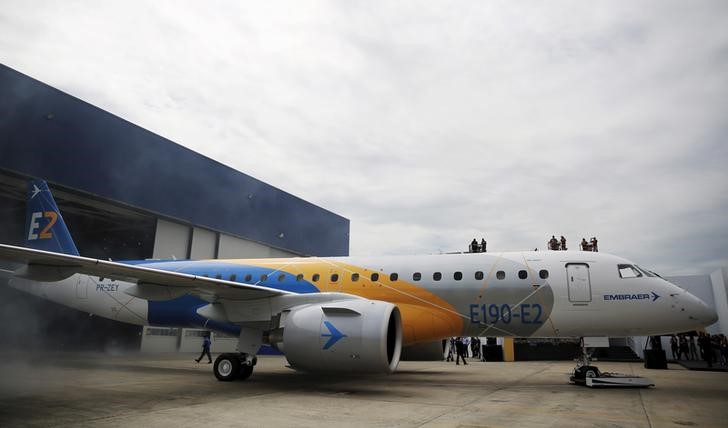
[0,179,718,382]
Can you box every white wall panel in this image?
[153,219,190,260]
[190,227,217,260]
[269,247,297,258]
[218,234,293,259]
[140,327,180,353]
[710,268,728,335]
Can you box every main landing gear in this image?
[569,338,654,388]
[213,353,258,381]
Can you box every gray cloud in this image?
[1,0,726,274]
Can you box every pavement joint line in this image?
[414,364,550,427]
[415,385,510,428]
[77,389,295,425]
[638,387,654,428]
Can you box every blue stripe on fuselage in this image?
[148,295,241,335]
[124,260,320,333]
[131,260,320,294]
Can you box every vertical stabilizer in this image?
[25,180,79,256]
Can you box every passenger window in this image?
[413,272,421,281]
[389,273,398,281]
[352,273,359,281]
[296,274,304,281]
[331,273,339,282]
[312,273,320,282]
[278,274,285,282]
[260,274,268,281]
[433,272,442,281]
[229,274,237,282]
[496,271,505,280]
[618,264,642,278]
[244,274,252,282]
[454,272,463,281]
[539,270,549,279]
[475,271,484,280]
[518,270,527,280]
[371,273,379,282]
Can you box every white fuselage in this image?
[7,250,717,342]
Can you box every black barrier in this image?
[483,344,503,361]
[644,349,668,369]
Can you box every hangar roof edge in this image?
[0,63,349,257]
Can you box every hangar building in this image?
[0,64,349,353]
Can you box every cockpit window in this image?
[618,264,643,278]
[634,265,655,277]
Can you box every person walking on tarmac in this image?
[195,332,213,364]
[446,337,455,362]
[455,337,468,365]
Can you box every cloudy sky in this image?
[1,1,727,275]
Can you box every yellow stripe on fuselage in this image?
[213,258,464,345]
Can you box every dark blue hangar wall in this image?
[0,64,349,257]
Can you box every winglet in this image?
[25,180,79,256]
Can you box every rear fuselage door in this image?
[566,263,592,303]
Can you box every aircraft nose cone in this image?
[690,299,718,326]
[702,304,719,326]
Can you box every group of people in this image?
[469,238,487,253]
[670,333,728,367]
[548,235,568,251]
[580,237,599,252]
[472,235,600,253]
[546,235,599,252]
[444,336,483,364]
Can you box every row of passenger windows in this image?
[207,269,550,283]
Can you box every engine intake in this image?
[273,300,402,373]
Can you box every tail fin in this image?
[25,180,79,256]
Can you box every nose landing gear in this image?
[569,338,654,388]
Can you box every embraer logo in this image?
[604,292,660,302]
[321,321,347,350]
[31,184,43,199]
[27,211,58,240]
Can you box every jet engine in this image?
[270,299,402,373]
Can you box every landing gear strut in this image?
[213,353,257,381]
[569,338,654,388]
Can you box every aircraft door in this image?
[566,263,591,303]
[76,276,89,299]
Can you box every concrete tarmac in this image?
[0,353,726,427]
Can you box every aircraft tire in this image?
[238,364,253,380]
[214,353,241,382]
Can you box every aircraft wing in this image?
[0,243,289,301]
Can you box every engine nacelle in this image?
[275,300,402,373]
